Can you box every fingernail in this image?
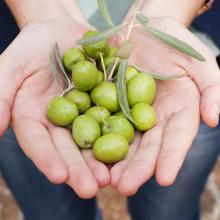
[213,105,220,124]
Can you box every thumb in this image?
[0,52,23,137]
[189,57,220,127]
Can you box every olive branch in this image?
[51,0,206,123]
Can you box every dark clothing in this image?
[194,0,220,48]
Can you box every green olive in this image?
[91,81,119,112]
[63,48,86,72]
[72,60,98,91]
[97,71,104,84]
[105,46,118,57]
[85,106,111,125]
[83,31,108,60]
[93,133,129,164]
[126,66,139,82]
[127,73,156,106]
[99,56,119,73]
[72,115,101,149]
[114,111,126,118]
[102,116,134,143]
[66,89,91,114]
[47,96,78,126]
[131,103,156,131]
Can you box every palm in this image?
[111,76,200,195]
[129,17,220,127]
[2,21,110,198]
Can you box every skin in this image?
[0,1,111,198]
[2,0,220,198]
[110,15,216,194]
[111,77,200,195]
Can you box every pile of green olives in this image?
[47,31,157,164]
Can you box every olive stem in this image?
[61,83,75,97]
[118,33,125,42]
[107,57,120,80]
[99,52,107,80]
[97,105,110,127]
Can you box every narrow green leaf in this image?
[142,26,206,62]
[136,12,149,25]
[117,60,136,123]
[76,24,125,45]
[134,65,187,80]
[97,0,114,27]
[146,71,186,80]
[49,53,65,88]
[116,40,133,59]
[54,42,71,86]
[134,0,140,6]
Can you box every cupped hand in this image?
[111,77,200,195]
[129,17,220,127]
[0,20,110,198]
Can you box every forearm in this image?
[141,0,205,27]
[5,0,89,28]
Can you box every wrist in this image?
[141,0,205,27]
[6,0,91,29]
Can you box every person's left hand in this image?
[110,76,200,195]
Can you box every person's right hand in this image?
[0,19,110,198]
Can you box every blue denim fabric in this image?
[0,128,102,220]
[1,123,220,220]
[128,123,220,220]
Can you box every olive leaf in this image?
[117,59,136,123]
[54,42,71,86]
[136,12,149,25]
[97,0,114,27]
[76,23,126,45]
[49,52,65,89]
[141,26,206,62]
[116,40,133,59]
[134,0,140,6]
[147,71,186,80]
[134,65,187,80]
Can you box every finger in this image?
[49,126,98,199]
[81,150,110,188]
[110,132,141,187]
[156,108,199,187]
[0,56,22,137]
[200,79,220,127]
[13,118,68,184]
[149,18,220,127]
[117,125,164,196]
